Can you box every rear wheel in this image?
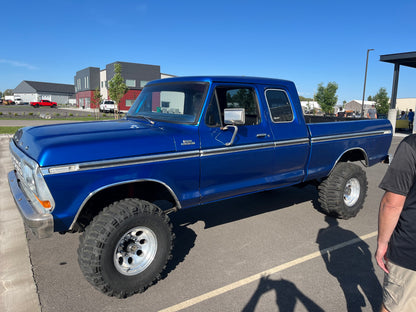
[78,198,174,298]
[318,162,367,219]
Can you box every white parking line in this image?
[159,231,378,312]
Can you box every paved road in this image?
[0,134,404,312]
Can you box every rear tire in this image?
[78,198,174,298]
[318,163,367,219]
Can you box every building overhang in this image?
[380,51,416,69]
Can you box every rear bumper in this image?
[8,171,54,238]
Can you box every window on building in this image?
[125,100,134,107]
[140,81,149,88]
[126,79,136,88]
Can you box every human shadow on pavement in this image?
[316,216,382,311]
[242,275,324,312]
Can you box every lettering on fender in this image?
[181,140,196,146]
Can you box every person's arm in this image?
[376,191,406,273]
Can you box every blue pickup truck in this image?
[8,76,392,297]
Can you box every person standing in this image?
[376,134,416,311]
[367,104,377,119]
[408,109,414,131]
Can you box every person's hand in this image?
[375,243,389,273]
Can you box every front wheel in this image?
[78,198,174,298]
[318,162,368,219]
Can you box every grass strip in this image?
[0,126,22,135]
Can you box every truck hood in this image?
[13,120,177,167]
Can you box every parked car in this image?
[99,100,115,113]
[30,100,57,108]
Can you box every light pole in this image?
[361,49,374,118]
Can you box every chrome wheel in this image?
[114,226,157,276]
[344,178,360,207]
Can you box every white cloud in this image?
[0,59,38,70]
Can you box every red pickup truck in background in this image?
[30,100,57,108]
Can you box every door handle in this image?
[256,133,267,138]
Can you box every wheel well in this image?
[73,181,178,232]
[338,148,368,165]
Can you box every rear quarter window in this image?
[265,89,294,123]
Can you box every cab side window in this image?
[265,89,294,122]
[205,86,260,127]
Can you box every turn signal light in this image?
[35,195,52,209]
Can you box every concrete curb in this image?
[0,137,41,312]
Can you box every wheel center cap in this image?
[127,243,139,253]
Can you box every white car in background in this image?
[99,100,115,113]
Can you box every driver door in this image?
[199,84,275,204]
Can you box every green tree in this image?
[314,82,338,115]
[4,89,13,96]
[299,95,314,101]
[91,87,102,120]
[0,91,3,99]
[108,63,128,119]
[372,88,389,115]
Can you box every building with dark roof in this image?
[74,61,164,111]
[14,81,75,104]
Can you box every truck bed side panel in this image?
[306,119,392,181]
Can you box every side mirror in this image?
[224,108,245,125]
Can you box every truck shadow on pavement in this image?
[172,184,319,229]
[165,185,318,281]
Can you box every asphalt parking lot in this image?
[0,128,404,312]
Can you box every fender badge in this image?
[130,125,140,129]
[181,140,195,146]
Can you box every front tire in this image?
[318,162,368,219]
[78,198,174,298]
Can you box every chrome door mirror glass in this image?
[224,108,245,125]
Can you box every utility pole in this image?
[361,49,374,118]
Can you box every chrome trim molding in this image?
[42,130,388,176]
[42,150,200,175]
[274,138,309,147]
[311,130,391,143]
[201,142,275,157]
[43,138,313,175]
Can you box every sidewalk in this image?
[0,136,41,312]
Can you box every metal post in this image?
[361,49,374,118]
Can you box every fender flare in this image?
[69,178,182,231]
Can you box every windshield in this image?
[127,82,209,124]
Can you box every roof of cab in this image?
[147,76,294,86]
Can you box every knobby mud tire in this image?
[318,162,368,219]
[78,198,174,298]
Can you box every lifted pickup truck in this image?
[30,99,57,108]
[8,76,392,298]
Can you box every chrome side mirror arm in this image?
[221,125,238,146]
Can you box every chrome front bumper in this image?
[8,170,54,238]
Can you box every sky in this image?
[1,0,415,104]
